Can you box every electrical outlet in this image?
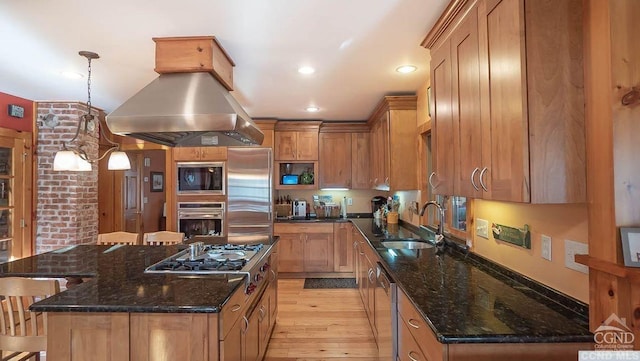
[476,218,489,239]
[564,239,588,273]
[541,234,552,261]
[347,198,353,206]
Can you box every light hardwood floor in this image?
[264,279,379,361]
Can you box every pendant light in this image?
[52,51,131,171]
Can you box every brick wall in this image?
[36,102,99,254]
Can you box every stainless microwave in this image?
[177,162,225,195]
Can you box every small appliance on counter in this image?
[292,200,307,219]
[371,196,387,218]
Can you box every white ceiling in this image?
[0,0,446,121]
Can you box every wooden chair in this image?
[143,231,185,246]
[0,277,60,361]
[96,232,139,246]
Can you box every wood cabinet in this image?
[277,231,304,273]
[318,123,370,189]
[221,253,278,361]
[397,287,445,361]
[48,313,131,361]
[367,96,418,191]
[351,132,371,189]
[253,119,277,148]
[49,312,218,361]
[154,36,234,91]
[274,223,334,274]
[430,40,456,196]
[319,132,352,188]
[130,313,214,361]
[354,228,377,340]
[423,0,586,203]
[274,121,321,161]
[173,146,228,161]
[333,222,354,272]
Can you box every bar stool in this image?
[142,231,185,246]
[96,232,139,246]
[0,277,60,361]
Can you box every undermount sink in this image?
[381,239,434,249]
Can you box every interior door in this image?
[123,152,143,240]
[0,133,30,262]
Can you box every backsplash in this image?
[276,189,387,215]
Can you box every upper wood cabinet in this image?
[423,0,585,203]
[319,132,352,188]
[318,123,370,189]
[351,132,371,189]
[253,119,277,148]
[173,147,227,161]
[367,96,418,191]
[274,121,321,161]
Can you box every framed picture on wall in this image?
[151,172,164,192]
[621,227,640,267]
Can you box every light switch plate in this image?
[541,234,552,261]
[476,218,489,239]
[564,239,588,273]
[347,198,353,206]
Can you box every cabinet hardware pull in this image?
[385,177,389,186]
[231,304,241,312]
[242,316,249,333]
[470,167,480,191]
[479,167,488,192]
[408,351,420,361]
[428,172,436,190]
[271,269,277,281]
[408,319,420,329]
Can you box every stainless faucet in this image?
[419,201,445,237]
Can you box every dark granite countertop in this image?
[0,238,279,313]
[350,218,592,344]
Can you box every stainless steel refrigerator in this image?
[226,147,273,244]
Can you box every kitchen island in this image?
[0,242,279,361]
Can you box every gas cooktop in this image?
[145,243,266,275]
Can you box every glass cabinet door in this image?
[0,144,12,263]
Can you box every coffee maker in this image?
[371,196,387,218]
[292,200,307,219]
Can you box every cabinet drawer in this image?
[398,288,444,360]
[398,316,429,361]
[275,223,333,234]
[219,285,247,339]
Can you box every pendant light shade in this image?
[53,151,93,172]
[108,151,131,170]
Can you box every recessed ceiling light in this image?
[306,106,320,112]
[298,66,315,75]
[396,65,417,74]
[60,71,84,79]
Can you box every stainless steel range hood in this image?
[105,72,264,147]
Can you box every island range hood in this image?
[105,36,264,147]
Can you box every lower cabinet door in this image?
[220,316,243,361]
[244,308,260,361]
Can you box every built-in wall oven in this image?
[177,162,224,195]
[177,202,225,240]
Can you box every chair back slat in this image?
[0,278,59,354]
[143,231,185,246]
[97,231,139,245]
